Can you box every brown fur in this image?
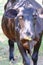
[2,15,31,50]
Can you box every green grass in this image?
[0,41,23,65]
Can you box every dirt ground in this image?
[30,55,43,65]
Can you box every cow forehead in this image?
[18,7,36,20]
[20,6,35,14]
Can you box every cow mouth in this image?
[20,36,39,49]
[20,38,38,52]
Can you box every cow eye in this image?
[33,11,37,19]
[32,11,37,25]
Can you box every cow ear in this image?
[4,9,18,18]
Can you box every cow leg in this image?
[17,41,30,65]
[8,39,14,61]
[32,34,42,65]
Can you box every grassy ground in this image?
[0,0,43,65]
